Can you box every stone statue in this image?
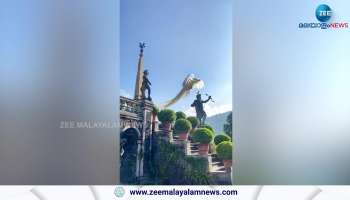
[141,70,152,101]
[139,42,146,55]
[191,92,212,125]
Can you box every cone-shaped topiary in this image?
[187,116,199,129]
[158,109,176,124]
[192,128,214,144]
[175,111,187,120]
[214,134,231,145]
[216,141,233,160]
[174,119,192,134]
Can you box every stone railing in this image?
[120,96,142,115]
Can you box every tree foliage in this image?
[223,112,232,138]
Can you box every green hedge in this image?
[149,135,212,185]
[214,134,231,145]
[158,109,176,123]
[192,128,214,144]
[174,119,192,134]
[216,141,233,160]
[187,116,199,129]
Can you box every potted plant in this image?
[186,117,199,141]
[200,124,215,133]
[157,109,176,131]
[216,141,233,171]
[187,116,199,130]
[175,111,187,120]
[174,119,192,140]
[214,134,231,145]
[192,128,214,155]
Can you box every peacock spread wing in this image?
[158,74,204,108]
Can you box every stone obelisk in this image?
[134,43,146,100]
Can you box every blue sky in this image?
[120,0,233,116]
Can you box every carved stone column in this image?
[137,99,154,179]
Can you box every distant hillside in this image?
[205,111,231,134]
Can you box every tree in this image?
[223,112,232,138]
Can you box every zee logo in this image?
[316,4,332,22]
[319,11,331,17]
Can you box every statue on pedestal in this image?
[191,92,212,125]
[141,70,152,101]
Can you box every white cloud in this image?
[184,107,196,117]
[184,102,232,117]
[120,89,132,98]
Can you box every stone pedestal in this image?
[132,99,154,180]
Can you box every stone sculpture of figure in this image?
[191,92,212,125]
[139,42,146,55]
[141,70,152,101]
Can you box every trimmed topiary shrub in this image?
[192,128,214,144]
[174,119,192,134]
[216,141,233,160]
[214,134,231,145]
[200,124,215,134]
[187,116,199,129]
[150,134,213,184]
[176,111,187,120]
[158,109,176,123]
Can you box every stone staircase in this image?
[155,130,232,184]
[187,141,226,173]
[189,142,200,156]
[175,135,231,184]
[210,153,226,173]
